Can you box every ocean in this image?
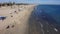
[33,5,60,25]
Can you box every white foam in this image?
[54,28,58,32]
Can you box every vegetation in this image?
[0,2,15,7]
[0,2,29,7]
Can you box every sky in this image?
[0,0,60,4]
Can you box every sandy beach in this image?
[0,4,35,34]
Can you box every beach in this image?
[0,4,35,34]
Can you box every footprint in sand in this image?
[6,25,10,29]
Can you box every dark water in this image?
[33,5,60,25]
[28,5,60,34]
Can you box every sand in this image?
[0,4,35,34]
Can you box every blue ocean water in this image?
[33,5,60,25]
